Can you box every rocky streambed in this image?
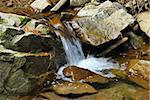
[0,0,150,100]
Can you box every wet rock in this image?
[136,11,150,37]
[68,1,134,46]
[52,82,97,95]
[63,66,109,84]
[116,44,150,64]
[34,82,149,100]
[126,59,150,89]
[76,82,149,100]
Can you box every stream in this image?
[58,31,119,79]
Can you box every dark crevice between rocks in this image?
[82,36,129,58]
[9,35,54,52]
[56,93,97,99]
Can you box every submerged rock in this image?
[68,1,134,46]
[126,59,150,89]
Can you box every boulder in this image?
[67,1,134,46]
[0,51,56,95]
[0,12,66,94]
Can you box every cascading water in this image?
[60,36,85,65]
[57,22,119,80]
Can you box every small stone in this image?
[30,0,51,12]
[51,0,67,12]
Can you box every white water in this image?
[60,36,85,65]
[77,55,118,74]
[58,35,119,79]
[57,22,118,79]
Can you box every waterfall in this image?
[60,36,85,65]
[57,23,119,79]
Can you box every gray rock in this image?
[68,1,134,46]
[0,12,66,95]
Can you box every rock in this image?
[0,13,57,52]
[136,11,150,37]
[127,32,144,49]
[51,0,67,12]
[60,12,75,20]
[68,1,134,46]
[52,82,97,95]
[76,82,149,100]
[70,0,91,6]
[30,0,51,12]
[34,82,149,100]
[76,1,122,17]
[63,66,110,84]
[116,44,150,64]
[0,52,56,95]
[0,12,66,95]
[126,59,150,89]
[0,95,19,100]
[5,69,37,94]
[0,12,66,65]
